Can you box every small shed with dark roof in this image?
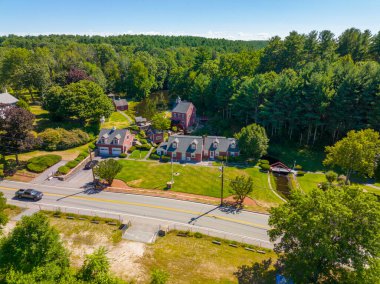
[113,99,128,111]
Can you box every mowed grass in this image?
[102,111,130,129]
[140,231,276,284]
[297,173,326,193]
[128,150,150,159]
[116,160,282,205]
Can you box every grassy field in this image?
[4,204,23,219]
[102,111,131,129]
[297,173,326,193]
[116,160,283,206]
[140,231,276,284]
[129,150,150,159]
[9,142,93,161]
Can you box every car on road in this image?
[15,189,43,201]
[84,160,99,170]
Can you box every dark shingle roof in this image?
[0,93,18,104]
[97,128,131,145]
[166,135,203,154]
[204,136,239,153]
[172,101,193,114]
[113,99,128,107]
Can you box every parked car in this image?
[15,189,43,201]
[84,160,98,170]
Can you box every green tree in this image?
[79,247,110,281]
[151,113,171,131]
[0,213,69,276]
[126,59,154,99]
[235,123,269,160]
[234,258,273,284]
[16,99,30,111]
[0,192,8,231]
[324,129,380,182]
[229,175,253,205]
[269,187,380,283]
[93,159,122,185]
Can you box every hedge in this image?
[150,153,160,160]
[259,163,270,172]
[259,159,269,164]
[66,160,80,169]
[136,144,151,151]
[119,153,127,158]
[161,155,171,163]
[57,166,70,175]
[128,146,136,153]
[27,154,62,173]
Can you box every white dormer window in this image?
[113,138,119,144]
[173,142,177,149]
[101,138,106,144]
[231,142,236,149]
[213,142,218,148]
[191,143,196,150]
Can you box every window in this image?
[231,142,236,149]
[213,142,218,148]
[172,142,177,149]
[172,152,176,158]
[215,151,219,156]
[113,138,119,144]
[101,138,106,144]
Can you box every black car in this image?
[84,160,98,170]
[15,189,43,201]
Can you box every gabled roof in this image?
[97,128,131,145]
[204,136,239,153]
[135,116,147,123]
[113,99,128,107]
[166,135,203,154]
[172,101,194,114]
[0,92,18,105]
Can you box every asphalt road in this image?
[0,179,272,247]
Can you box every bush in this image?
[27,154,62,173]
[137,144,151,151]
[297,170,305,176]
[216,156,226,162]
[38,128,90,150]
[3,159,17,176]
[161,156,171,163]
[128,125,140,132]
[194,232,203,238]
[150,153,160,160]
[295,164,303,170]
[66,160,80,169]
[88,142,96,150]
[259,163,270,172]
[57,166,70,175]
[259,159,269,164]
[150,268,169,284]
[139,138,148,144]
[128,146,136,153]
[119,153,127,158]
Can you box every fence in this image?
[18,202,273,249]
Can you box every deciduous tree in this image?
[93,159,122,185]
[229,175,253,205]
[235,123,269,160]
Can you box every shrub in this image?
[128,125,139,132]
[27,154,62,173]
[259,159,269,164]
[216,156,226,162]
[150,268,169,284]
[295,164,303,170]
[137,144,151,151]
[88,143,96,150]
[194,232,203,238]
[161,156,171,163]
[139,138,148,144]
[119,153,127,158]
[150,153,160,160]
[128,146,136,153]
[38,128,90,150]
[259,163,270,172]
[66,160,80,169]
[325,170,338,183]
[297,170,305,176]
[3,159,17,176]
[57,166,70,175]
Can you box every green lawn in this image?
[102,111,130,129]
[128,150,149,159]
[296,173,326,193]
[268,142,326,172]
[141,231,276,284]
[116,160,282,207]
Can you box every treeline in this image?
[0,28,379,145]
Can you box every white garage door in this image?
[99,147,109,155]
[111,148,122,155]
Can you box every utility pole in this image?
[88,148,96,183]
[171,156,174,185]
[219,162,224,206]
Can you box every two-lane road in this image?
[0,180,271,247]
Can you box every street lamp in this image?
[100,116,105,125]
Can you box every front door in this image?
[210,151,214,159]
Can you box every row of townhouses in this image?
[156,135,239,162]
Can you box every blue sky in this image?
[0,0,379,40]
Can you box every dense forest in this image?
[0,29,379,145]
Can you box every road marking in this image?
[0,186,270,229]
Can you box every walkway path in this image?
[143,147,154,160]
[364,183,380,190]
[266,173,287,203]
[12,207,40,221]
[117,110,133,124]
[30,161,67,184]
